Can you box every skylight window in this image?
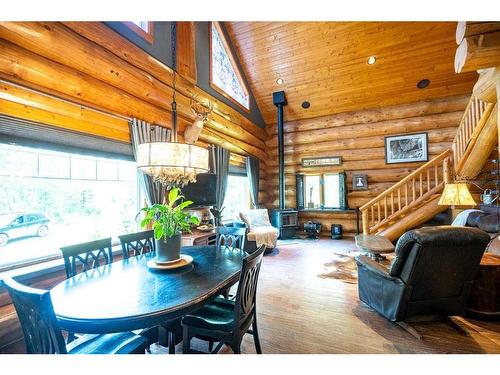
[210,22,250,111]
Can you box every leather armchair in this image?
[355,226,491,322]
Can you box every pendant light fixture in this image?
[137,22,209,189]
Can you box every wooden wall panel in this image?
[262,95,469,235]
[176,22,197,84]
[226,22,478,124]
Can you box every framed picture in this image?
[384,133,428,164]
[352,174,368,190]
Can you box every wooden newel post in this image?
[362,210,369,235]
[443,157,451,184]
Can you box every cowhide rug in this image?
[318,250,393,284]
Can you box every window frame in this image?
[221,172,251,224]
[209,22,251,112]
[122,21,155,44]
[301,172,346,210]
[0,143,141,273]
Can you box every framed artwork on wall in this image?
[384,133,428,164]
[352,174,368,190]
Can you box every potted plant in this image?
[140,188,200,263]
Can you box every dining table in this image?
[50,245,244,334]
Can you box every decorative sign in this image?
[301,156,342,168]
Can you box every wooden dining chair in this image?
[181,244,266,354]
[3,277,149,354]
[119,230,179,354]
[215,226,247,301]
[216,226,247,252]
[60,238,113,279]
[118,230,155,259]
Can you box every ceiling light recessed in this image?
[276,78,284,85]
[367,56,377,65]
[301,101,310,109]
[417,79,430,89]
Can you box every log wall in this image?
[262,95,470,236]
[0,22,267,203]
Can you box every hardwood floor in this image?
[209,238,500,354]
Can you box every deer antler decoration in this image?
[184,99,212,144]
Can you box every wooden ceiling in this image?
[225,22,479,125]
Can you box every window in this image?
[301,173,346,209]
[132,21,150,33]
[305,175,321,209]
[210,22,250,111]
[221,175,251,222]
[123,21,154,44]
[0,143,139,271]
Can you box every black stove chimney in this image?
[273,91,287,210]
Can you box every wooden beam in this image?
[176,22,197,84]
[456,22,500,45]
[455,30,500,73]
[266,95,469,135]
[266,111,463,148]
[458,104,498,179]
[0,80,130,138]
[473,67,500,103]
[0,39,170,127]
[0,98,130,142]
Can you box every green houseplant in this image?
[140,188,200,262]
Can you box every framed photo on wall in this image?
[384,133,428,164]
[352,174,368,190]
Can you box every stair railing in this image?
[360,149,452,235]
[452,95,494,174]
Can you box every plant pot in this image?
[155,232,182,263]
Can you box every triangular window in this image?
[210,22,250,111]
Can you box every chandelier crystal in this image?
[137,142,209,189]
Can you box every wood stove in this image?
[271,90,298,239]
[270,209,299,239]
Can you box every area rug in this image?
[317,249,361,284]
[318,250,394,284]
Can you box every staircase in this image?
[360,93,496,241]
[359,150,452,241]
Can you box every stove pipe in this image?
[273,91,287,210]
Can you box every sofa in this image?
[465,205,500,256]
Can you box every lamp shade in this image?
[438,183,476,206]
[136,142,209,187]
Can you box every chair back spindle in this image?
[216,226,246,251]
[118,230,155,259]
[234,245,265,329]
[60,238,113,278]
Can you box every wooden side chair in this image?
[3,277,149,354]
[216,226,247,252]
[216,226,247,300]
[181,244,266,354]
[60,238,113,279]
[118,230,155,259]
[119,230,179,354]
